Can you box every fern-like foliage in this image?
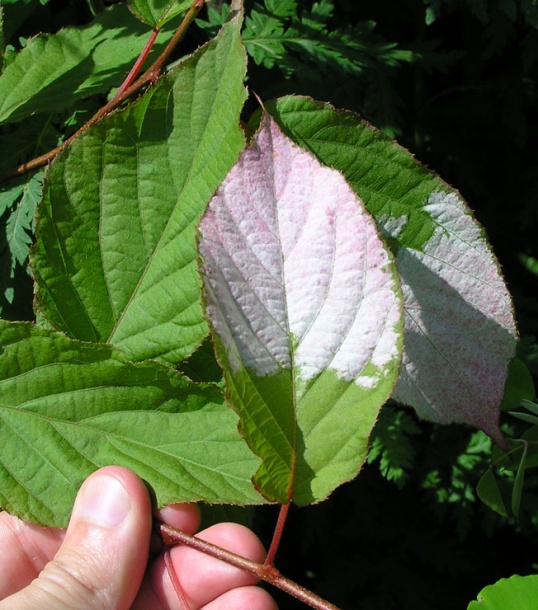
[201,0,410,73]
[0,170,43,317]
[5,172,41,266]
[0,112,66,319]
[368,405,421,489]
[199,0,416,134]
[243,0,413,75]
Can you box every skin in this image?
[0,466,277,610]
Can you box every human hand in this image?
[0,466,277,610]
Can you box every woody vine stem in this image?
[0,2,342,608]
[161,519,340,610]
[0,0,205,183]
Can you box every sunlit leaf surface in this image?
[267,96,517,444]
[199,115,403,504]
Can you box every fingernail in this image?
[74,475,132,527]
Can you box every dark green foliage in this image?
[200,0,416,133]
[0,171,42,318]
[368,405,421,489]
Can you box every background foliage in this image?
[1,0,537,608]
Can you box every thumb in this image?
[1,467,152,610]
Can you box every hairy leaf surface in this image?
[266,96,517,444]
[0,321,261,526]
[199,115,403,504]
[32,11,246,365]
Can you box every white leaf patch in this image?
[389,191,517,440]
[199,116,401,394]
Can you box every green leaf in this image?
[265,96,517,444]
[368,406,421,488]
[508,411,538,424]
[199,114,403,504]
[0,172,43,316]
[0,180,23,219]
[128,0,192,27]
[519,253,538,276]
[467,575,538,609]
[491,434,536,470]
[501,357,536,410]
[511,441,527,518]
[242,0,412,76]
[0,320,262,527]
[476,466,508,517]
[0,3,181,125]
[5,170,42,266]
[521,399,538,415]
[520,425,538,467]
[31,12,247,365]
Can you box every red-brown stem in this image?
[112,27,161,100]
[0,0,205,184]
[160,523,341,610]
[265,502,290,566]
[142,0,205,81]
[164,549,190,609]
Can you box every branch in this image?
[111,26,162,100]
[160,523,342,610]
[0,0,205,184]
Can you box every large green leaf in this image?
[0,321,262,527]
[199,115,403,504]
[31,10,247,365]
[266,96,517,444]
[467,575,538,609]
[0,3,181,125]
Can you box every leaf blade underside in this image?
[199,115,403,505]
[266,96,517,444]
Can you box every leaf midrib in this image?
[106,36,239,347]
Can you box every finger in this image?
[202,586,278,610]
[156,504,201,532]
[136,522,268,609]
[0,466,151,610]
[0,513,64,598]
[150,504,201,556]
